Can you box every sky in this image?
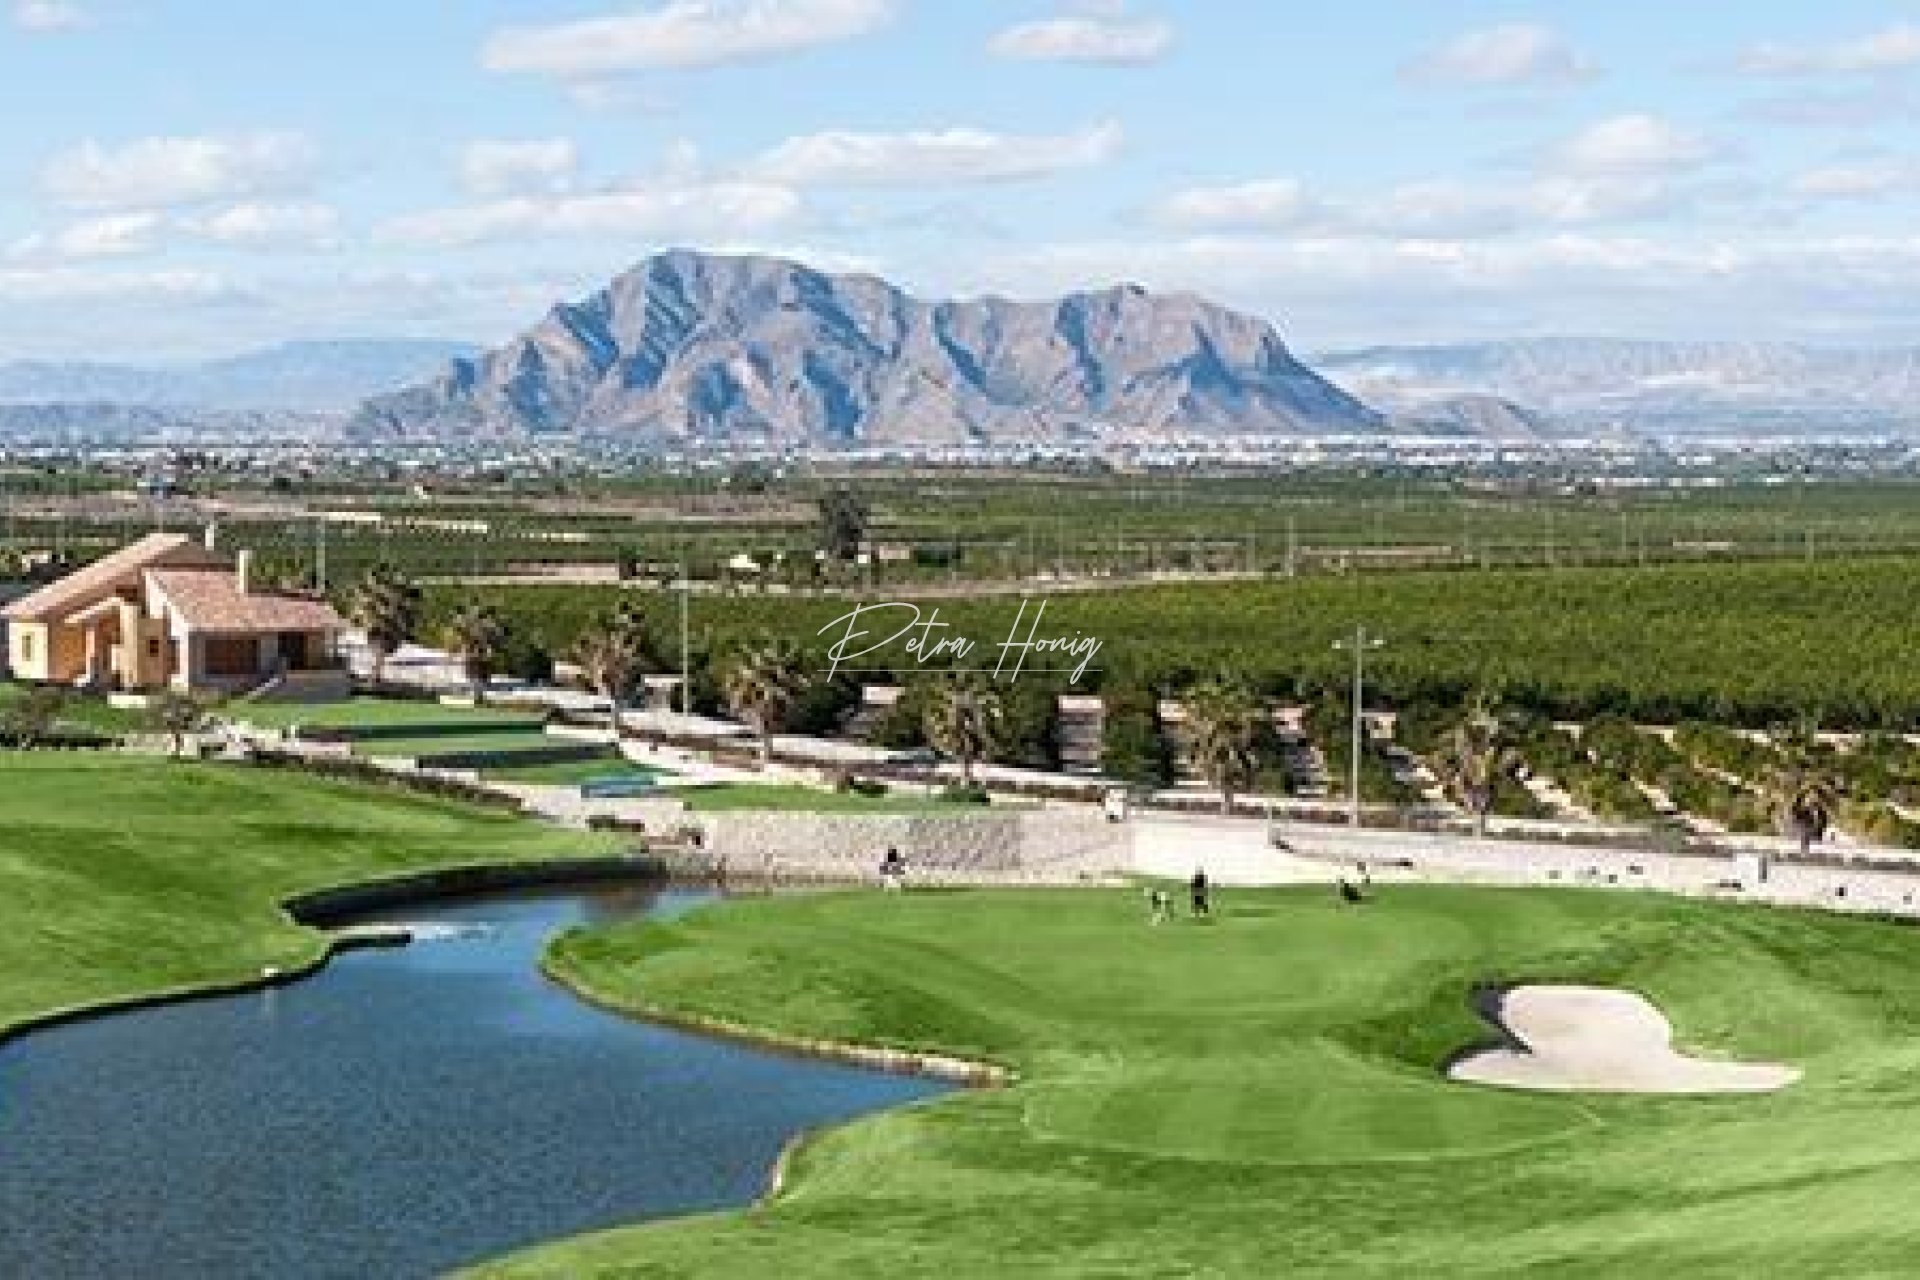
[11,1,1920,360]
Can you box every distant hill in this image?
[1315,338,1920,436]
[0,340,480,413]
[1385,393,1566,442]
[352,250,1384,443]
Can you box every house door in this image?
[276,632,308,670]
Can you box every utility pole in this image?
[1332,626,1384,830]
[680,562,691,718]
[315,518,328,594]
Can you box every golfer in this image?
[880,846,906,892]
[1189,869,1212,919]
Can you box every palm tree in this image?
[148,690,208,759]
[572,607,652,738]
[442,603,509,705]
[344,566,421,686]
[817,488,869,566]
[924,675,1004,788]
[1432,699,1522,838]
[722,638,806,765]
[1767,724,1841,855]
[1182,677,1265,814]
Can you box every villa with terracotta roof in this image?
[2,532,349,698]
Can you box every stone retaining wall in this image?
[699,807,1123,885]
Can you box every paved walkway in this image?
[1132,811,1920,920]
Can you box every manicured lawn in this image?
[349,731,564,760]
[678,783,982,814]
[489,886,1920,1278]
[0,753,613,1036]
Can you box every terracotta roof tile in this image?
[1,533,212,622]
[145,568,344,633]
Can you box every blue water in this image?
[0,885,947,1279]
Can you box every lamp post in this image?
[1332,626,1384,829]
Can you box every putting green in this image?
[487,885,1920,1278]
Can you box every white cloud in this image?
[0,265,232,305]
[1738,24,1920,77]
[377,180,801,249]
[1549,114,1716,176]
[750,121,1122,187]
[988,13,1174,66]
[186,202,342,249]
[460,139,581,196]
[964,232,1920,345]
[11,0,87,31]
[9,212,162,262]
[10,202,342,264]
[1402,23,1594,88]
[481,0,895,78]
[1150,179,1322,231]
[1791,158,1918,200]
[1152,171,1687,241]
[43,133,317,211]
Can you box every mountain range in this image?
[351,250,1383,443]
[1314,338,1920,436]
[0,340,478,413]
[15,264,1920,443]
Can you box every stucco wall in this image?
[6,621,85,683]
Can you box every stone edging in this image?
[541,959,1014,1089]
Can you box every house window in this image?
[17,633,33,663]
[147,638,161,659]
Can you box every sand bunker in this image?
[1448,986,1799,1095]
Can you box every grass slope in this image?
[491,886,1920,1278]
[231,697,539,732]
[0,753,612,1035]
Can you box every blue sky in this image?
[9,1,1920,359]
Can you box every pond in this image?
[0,884,949,1278]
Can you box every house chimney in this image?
[236,549,253,595]
[203,521,219,551]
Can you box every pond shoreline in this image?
[0,853,675,1053]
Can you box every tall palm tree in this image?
[1432,698,1522,838]
[723,638,806,765]
[344,566,421,686]
[1182,677,1265,814]
[1769,768,1841,855]
[1767,723,1841,855]
[573,607,652,738]
[817,488,869,566]
[924,675,1005,788]
[442,603,509,705]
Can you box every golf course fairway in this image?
[488,885,1920,1278]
